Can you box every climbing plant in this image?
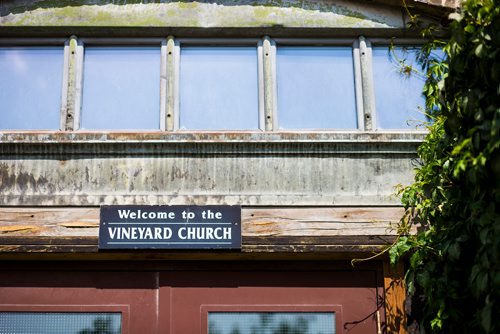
[390,0,500,332]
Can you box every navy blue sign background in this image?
[99,205,241,250]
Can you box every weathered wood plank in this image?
[0,235,395,246]
[242,245,386,253]
[0,243,385,254]
[0,236,97,245]
[0,207,403,254]
[244,236,397,245]
[0,208,99,237]
[0,207,404,237]
[244,207,405,237]
[0,245,99,253]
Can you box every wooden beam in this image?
[383,261,407,334]
[0,207,404,255]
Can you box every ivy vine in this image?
[390,0,500,333]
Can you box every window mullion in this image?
[353,39,365,131]
[73,38,84,130]
[358,36,376,131]
[60,38,71,131]
[257,39,265,131]
[161,36,177,131]
[262,36,277,131]
[61,35,83,131]
[173,39,181,131]
[160,38,168,131]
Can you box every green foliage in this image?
[391,0,500,332]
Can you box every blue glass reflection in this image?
[372,46,428,129]
[0,312,121,334]
[81,47,161,130]
[180,47,259,130]
[0,47,63,130]
[276,47,357,130]
[208,312,335,334]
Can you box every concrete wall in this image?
[0,133,424,206]
[0,0,437,208]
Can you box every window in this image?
[0,47,63,130]
[0,37,433,133]
[81,46,161,130]
[0,312,121,334]
[208,312,335,334]
[372,46,427,129]
[276,46,357,130]
[179,46,260,130]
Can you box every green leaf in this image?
[480,303,492,332]
[447,242,461,260]
[449,12,463,22]
[464,24,475,33]
[391,1,500,331]
[475,43,486,57]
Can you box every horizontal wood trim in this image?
[0,207,404,255]
[0,236,97,245]
[242,244,387,253]
[0,243,386,254]
[0,245,99,253]
[0,207,404,237]
[0,235,396,246]
[0,208,99,237]
[244,207,402,236]
[244,236,397,245]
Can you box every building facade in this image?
[0,1,456,333]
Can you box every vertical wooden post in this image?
[383,260,407,333]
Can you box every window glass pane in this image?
[372,46,427,129]
[208,312,335,334]
[81,47,160,130]
[0,312,121,334]
[179,46,259,130]
[0,47,63,130]
[276,47,357,130]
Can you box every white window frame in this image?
[367,38,428,132]
[174,38,265,131]
[0,38,67,130]
[77,38,164,131]
[273,38,360,131]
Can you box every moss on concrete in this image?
[0,1,403,28]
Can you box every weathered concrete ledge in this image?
[0,0,406,28]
